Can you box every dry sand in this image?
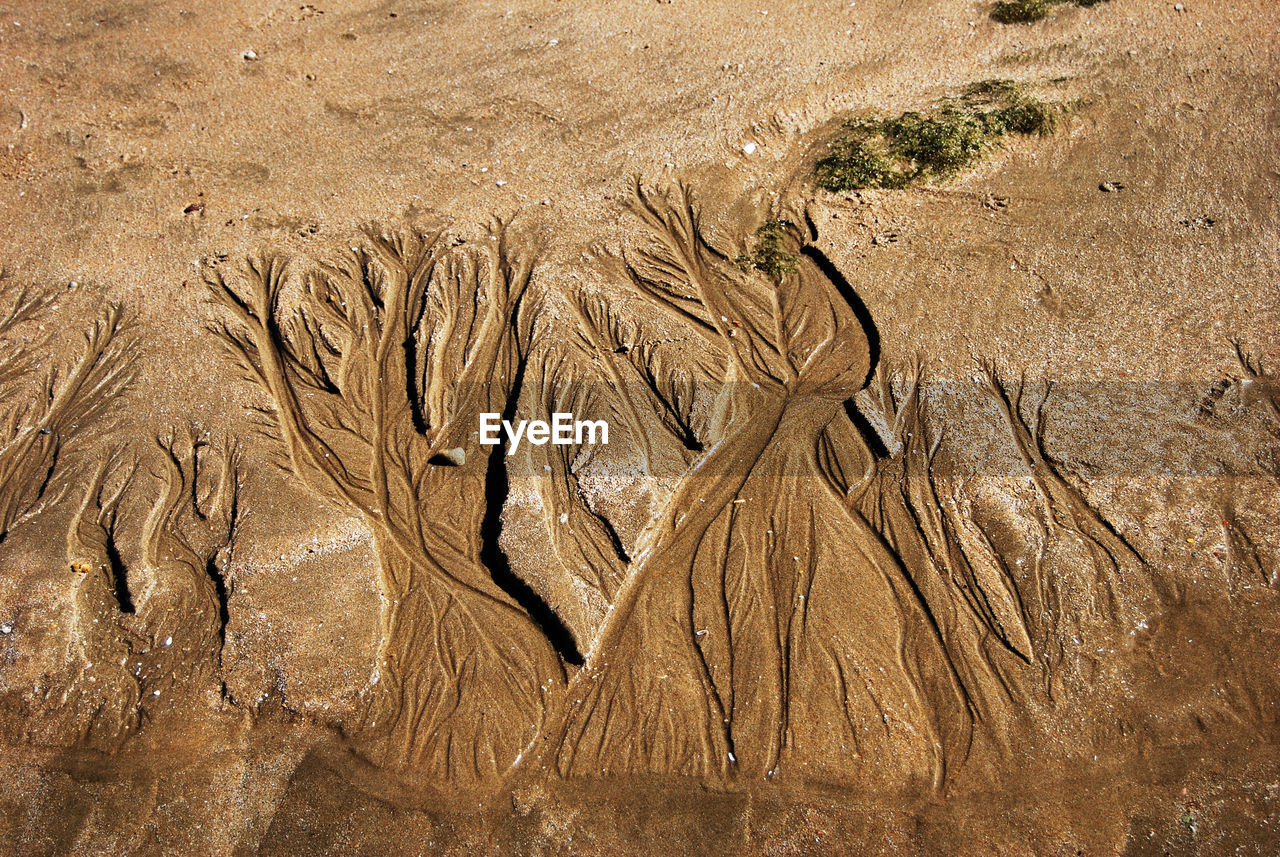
[1,0,1279,854]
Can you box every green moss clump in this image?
[991,0,1050,24]
[992,97,1058,135]
[813,80,1060,192]
[813,127,902,192]
[738,220,801,280]
[962,78,1026,106]
[882,107,990,180]
[991,0,1109,25]
[988,0,1049,23]
[963,79,1058,136]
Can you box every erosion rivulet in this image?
[1,164,1278,850]
[209,227,566,784]
[2,180,1172,795]
[0,287,243,750]
[2,0,1278,851]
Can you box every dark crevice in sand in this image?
[801,245,879,386]
[402,331,429,436]
[104,525,134,615]
[802,206,821,243]
[843,399,890,460]
[596,507,632,566]
[481,357,585,667]
[205,555,230,644]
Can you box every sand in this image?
[1,0,1278,854]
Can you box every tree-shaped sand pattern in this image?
[536,184,971,788]
[208,225,566,784]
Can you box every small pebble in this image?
[0,623,11,634]
[742,141,757,155]
[242,49,259,61]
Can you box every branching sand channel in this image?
[202,183,1179,795]
[208,224,567,785]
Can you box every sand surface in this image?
[1,0,1279,854]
